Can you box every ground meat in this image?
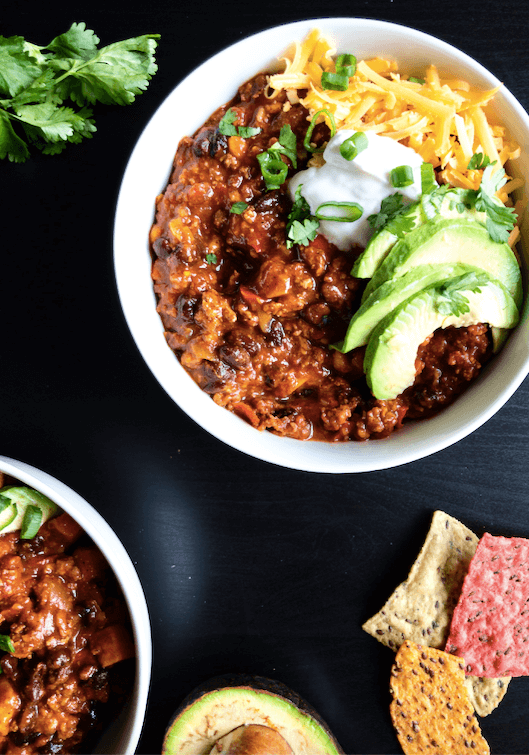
[0,510,135,754]
[150,74,494,442]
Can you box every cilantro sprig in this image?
[435,272,488,317]
[0,23,160,162]
[367,193,417,237]
[286,184,319,248]
[474,164,517,243]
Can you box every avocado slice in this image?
[0,486,59,535]
[162,675,344,755]
[361,217,523,308]
[352,191,487,280]
[339,262,478,352]
[364,272,519,400]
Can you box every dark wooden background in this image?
[3,2,529,753]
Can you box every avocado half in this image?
[162,674,345,755]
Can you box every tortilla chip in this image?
[463,675,510,717]
[363,511,510,715]
[446,533,529,677]
[390,641,490,755]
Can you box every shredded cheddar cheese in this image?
[267,29,522,203]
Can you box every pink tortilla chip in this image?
[446,532,529,677]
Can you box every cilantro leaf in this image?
[218,108,261,138]
[269,124,297,168]
[205,253,218,265]
[467,152,494,170]
[45,22,100,61]
[0,111,30,162]
[435,272,488,317]
[0,36,43,97]
[51,34,160,106]
[287,218,320,248]
[230,201,248,214]
[218,108,238,136]
[367,193,410,233]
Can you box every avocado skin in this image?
[162,674,345,755]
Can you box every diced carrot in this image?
[90,624,135,667]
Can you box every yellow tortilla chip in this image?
[390,641,489,754]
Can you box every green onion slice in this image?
[390,165,415,188]
[421,162,437,194]
[321,71,349,91]
[409,76,425,85]
[257,151,289,190]
[303,109,337,153]
[340,131,369,161]
[315,202,364,222]
[0,635,15,654]
[336,53,357,77]
[20,504,43,540]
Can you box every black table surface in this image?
[3,2,529,753]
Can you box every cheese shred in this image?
[267,29,522,204]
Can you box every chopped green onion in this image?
[20,504,42,540]
[230,202,249,214]
[303,109,336,153]
[205,253,218,265]
[0,635,15,654]
[420,162,437,194]
[315,202,364,222]
[257,151,289,190]
[321,71,349,91]
[336,53,357,77]
[340,132,368,161]
[409,76,425,85]
[390,165,415,188]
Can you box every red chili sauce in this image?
[150,74,492,441]
[0,479,134,754]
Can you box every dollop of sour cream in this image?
[289,130,424,250]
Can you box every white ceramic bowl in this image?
[0,455,152,754]
[114,18,529,474]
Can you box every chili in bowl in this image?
[114,18,529,472]
[0,455,151,754]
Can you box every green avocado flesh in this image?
[364,273,519,400]
[352,192,486,280]
[162,677,344,755]
[339,263,479,352]
[361,217,523,308]
[0,487,58,535]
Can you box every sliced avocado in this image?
[361,217,523,308]
[0,486,59,535]
[364,272,519,400]
[162,675,344,755]
[353,191,487,280]
[339,262,478,352]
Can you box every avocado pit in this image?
[209,724,293,755]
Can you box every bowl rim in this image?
[0,454,152,754]
[114,17,529,473]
